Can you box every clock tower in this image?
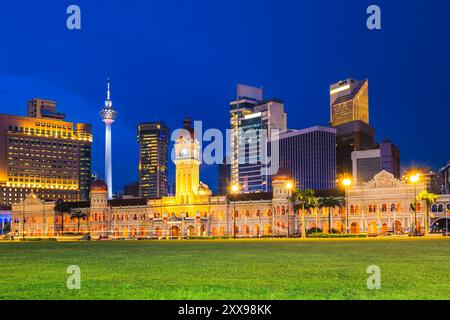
[174,117,201,204]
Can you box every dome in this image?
[90,180,108,193]
[272,168,292,181]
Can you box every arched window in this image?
[396,203,402,212]
[390,204,396,212]
[134,214,138,220]
[355,205,360,214]
[438,204,444,212]
[382,204,387,213]
[281,206,286,215]
[350,205,355,214]
[246,210,250,218]
[234,211,239,218]
[267,209,272,216]
[431,204,438,213]
[368,205,373,213]
[256,210,261,217]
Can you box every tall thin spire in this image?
[105,76,112,108]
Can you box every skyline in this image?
[1,0,450,193]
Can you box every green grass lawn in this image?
[0,238,449,300]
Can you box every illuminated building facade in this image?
[346,170,429,235]
[330,79,369,127]
[12,118,326,239]
[137,122,170,198]
[0,100,92,205]
[229,84,263,186]
[330,79,375,175]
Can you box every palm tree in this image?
[54,199,71,236]
[319,197,341,234]
[416,190,439,236]
[70,211,88,234]
[291,189,318,238]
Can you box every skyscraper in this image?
[100,78,117,200]
[440,162,450,194]
[238,99,287,192]
[137,121,170,198]
[229,84,263,186]
[0,100,92,205]
[274,126,336,191]
[218,156,231,194]
[330,79,374,175]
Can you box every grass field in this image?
[0,238,449,300]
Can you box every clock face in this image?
[180,148,188,157]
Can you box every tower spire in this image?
[105,76,112,108]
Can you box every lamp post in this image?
[231,184,239,239]
[342,178,352,235]
[285,181,293,238]
[409,174,420,236]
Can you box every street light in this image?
[342,178,352,235]
[409,173,420,236]
[231,184,239,239]
[286,181,293,237]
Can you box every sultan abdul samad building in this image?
[11,119,302,238]
[10,118,448,239]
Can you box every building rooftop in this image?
[333,79,367,105]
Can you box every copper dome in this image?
[90,180,108,193]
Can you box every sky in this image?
[0,0,449,193]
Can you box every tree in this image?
[319,197,342,234]
[291,189,318,238]
[70,211,88,234]
[54,199,71,236]
[416,190,439,236]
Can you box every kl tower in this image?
[100,77,117,199]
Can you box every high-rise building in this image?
[100,78,117,200]
[234,98,287,193]
[218,156,231,195]
[330,79,375,175]
[274,126,336,191]
[137,121,170,198]
[27,98,66,120]
[0,101,92,205]
[229,84,263,186]
[351,141,400,184]
[440,162,450,194]
[330,79,369,127]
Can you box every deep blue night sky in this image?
[0,0,449,193]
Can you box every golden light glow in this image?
[409,174,420,183]
[342,178,352,187]
[285,182,293,190]
[231,184,239,193]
